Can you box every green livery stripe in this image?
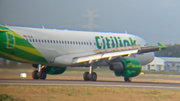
[0,25,48,64]
[0,51,41,64]
[7,43,44,57]
[15,35,36,48]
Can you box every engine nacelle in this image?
[46,66,67,75]
[110,58,142,77]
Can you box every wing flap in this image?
[72,49,138,64]
[72,42,166,64]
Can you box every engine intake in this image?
[109,61,125,73]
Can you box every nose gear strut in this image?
[32,64,47,80]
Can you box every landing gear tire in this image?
[39,69,47,80]
[83,72,97,81]
[124,77,132,82]
[89,72,97,81]
[83,72,89,81]
[32,70,39,79]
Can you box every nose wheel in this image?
[32,70,39,79]
[32,64,47,80]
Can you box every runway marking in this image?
[1,83,180,90]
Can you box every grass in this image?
[0,93,25,101]
[0,85,180,101]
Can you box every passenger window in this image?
[67,41,69,44]
[65,41,67,44]
[50,40,52,43]
[47,40,49,43]
[70,41,72,44]
[59,40,61,44]
[53,40,55,43]
[73,41,75,44]
[62,41,64,44]
[84,42,86,45]
[90,42,92,45]
[41,39,44,43]
[29,39,32,42]
[39,39,41,43]
[32,39,35,42]
[26,39,28,42]
[79,42,80,45]
[87,42,88,45]
[44,39,47,43]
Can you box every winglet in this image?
[158,42,165,51]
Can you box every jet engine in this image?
[109,58,142,77]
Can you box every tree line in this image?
[155,43,180,57]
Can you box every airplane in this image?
[0,25,166,82]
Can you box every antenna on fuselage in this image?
[125,30,127,34]
[42,25,45,29]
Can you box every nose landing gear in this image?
[32,64,47,80]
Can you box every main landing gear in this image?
[124,77,132,82]
[32,64,47,80]
[83,63,97,81]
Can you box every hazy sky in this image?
[1,0,180,45]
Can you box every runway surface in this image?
[1,72,180,80]
[1,79,180,90]
[1,72,180,90]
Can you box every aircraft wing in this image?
[72,42,166,64]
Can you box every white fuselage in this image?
[8,26,154,66]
